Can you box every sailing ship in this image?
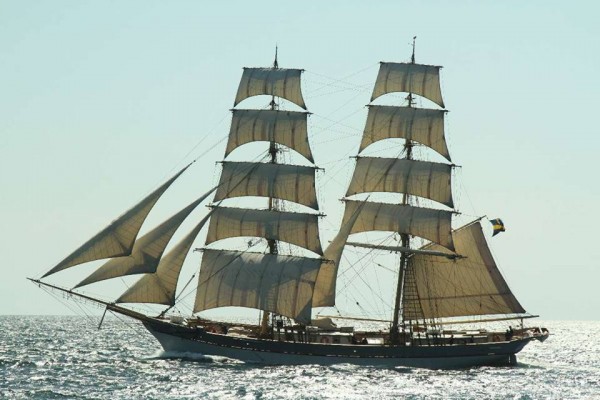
[30,43,548,369]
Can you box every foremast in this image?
[391,37,416,342]
[262,49,280,335]
[192,50,327,326]
[34,51,326,326]
[268,47,281,256]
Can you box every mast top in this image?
[407,36,417,107]
[273,45,279,69]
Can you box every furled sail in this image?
[346,157,453,208]
[42,165,190,278]
[360,106,449,161]
[205,207,323,255]
[234,68,306,110]
[312,200,368,307]
[74,187,216,288]
[116,211,214,305]
[403,221,525,320]
[342,200,454,251]
[214,161,318,210]
[226,110,313,162]
[371,62,444,108]
[346,241,460,259]
[194,249,322,324]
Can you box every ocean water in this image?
[0,316,598,399]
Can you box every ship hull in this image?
[143,320,532,369]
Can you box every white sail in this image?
[42,165,190,278]
[205,207,323,255]
[371,62,444,108]
[194,249,322,324]
[346,157,453,208]
[214,162,318,210]
[312,200,367,307]
[360,106,449,161]
[74,188,216,288]
[234,68,306,109]
[226,110,313,162]
[403,221,525,319]
[116,211,213,305]
[342,200,454,251]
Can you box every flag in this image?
[490,218,505,236]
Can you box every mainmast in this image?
[391,36,416,342]
[341,37,453,344]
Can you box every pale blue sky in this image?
[1,1,599,320]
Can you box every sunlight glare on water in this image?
[0,316,598,399]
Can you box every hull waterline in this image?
[143,320,532,369]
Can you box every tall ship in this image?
[30,44,548,368]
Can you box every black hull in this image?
[143,319,532,368]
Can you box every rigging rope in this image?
[304,64,378,96]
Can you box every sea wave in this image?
[1,316,598,399]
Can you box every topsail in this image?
[234,67,307,110]
[360,105,450,161]
[371,62,444,107]
[346,157,453,208]
[205,207,323,255]
[214,162,318,210]
[226,110,313,162]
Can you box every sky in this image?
[1,1,599,321]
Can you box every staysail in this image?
[74,187,216,288]
[312,200,368,307]
[42,164,191,278]
[116,211,214,305]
